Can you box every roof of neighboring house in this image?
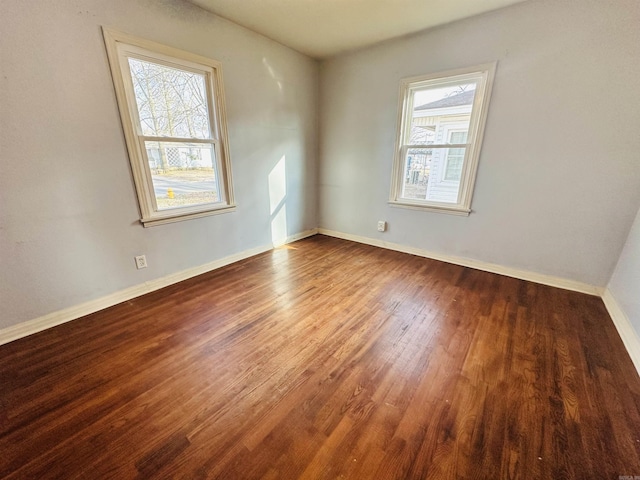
[414,89,475,110]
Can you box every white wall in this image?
[319,0,640,287]
[0,0,318,330]
[607,205,640,351]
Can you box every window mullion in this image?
[140,135,215,144]
[404,143,469,149]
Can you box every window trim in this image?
[389,63,496,215]
[102,27,235,227]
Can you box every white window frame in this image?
[389,63,496,216]
[102,28,235,227]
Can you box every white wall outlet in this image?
[135,255,147,269]
[377,220,387,232]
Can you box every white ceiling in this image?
[188,0,529,58]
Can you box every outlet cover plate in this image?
[135,255,147,269]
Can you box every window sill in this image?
[388,200,470,216]
[141,204,236,227]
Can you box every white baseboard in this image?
[272,228,318,247]
[0,228,318,346]
[602,289,640,377]
[317,228,602,296]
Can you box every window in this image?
[103,28,235,226]
[390,63,496,215]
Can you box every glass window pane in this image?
[129,59,211,139]
[409,83,476,145]
[145,141,219,210]
[401,146,465,203]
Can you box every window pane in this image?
[410,84,476,145]
[129,59,211,139]
[145,141,219,210]
[401,146,465,203]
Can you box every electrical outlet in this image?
[135,255,147,269]
[377,220,387,232]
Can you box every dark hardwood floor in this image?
[1,235,639,479]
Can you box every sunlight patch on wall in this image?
[269,155,287,245]
[262,57,283,93]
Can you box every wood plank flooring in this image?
[1,235,640,479]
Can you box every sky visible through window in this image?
[413,84,476,110]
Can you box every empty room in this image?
[1,0,640,478]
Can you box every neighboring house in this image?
[147,143,214,173]
[410,88,474,203]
